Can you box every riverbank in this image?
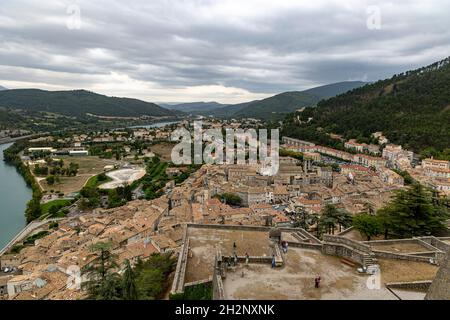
[0,143,31,249]
[2,141,43,222]
[0,132,47,145]
[127,120,180,129]
[0,218,62,257]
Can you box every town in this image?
[0,118,449,300]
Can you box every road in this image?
[0,217,64,256]
[0,132,49,145]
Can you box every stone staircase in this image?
[362,255,379,273]
[291,229,322,244]
[322,234,380,274]
[292,231,308,242]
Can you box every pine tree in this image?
[319,204,352,234]
[319,204,338,234]
[353,213,382,241]
[336,209,352,233]
[377,183,449,238]
[122,259,138,300]
[83,242,121,299]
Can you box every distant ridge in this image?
[0,89,176,118]
[172,81,366,118]
[0,85,8,91]
[161,101,229,112]
[201,81,367,119]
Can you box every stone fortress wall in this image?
[170,223,449,299]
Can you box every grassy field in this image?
[148,162,168,180]
[40,199,73,214]
[39,156,119,194]
[85,173,113,189]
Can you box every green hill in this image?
[282,57,450,158]
[0,109,21,123]
[0,89,175,118]
[205,101,255,117]
[221,81,366,119]
[233,91,320,119]
[301,81,369,98]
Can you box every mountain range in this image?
[0,85,8,91]
[0,81,366,120]
[164,81,367,119]
[160,101,229,112]
[232,81,367,119]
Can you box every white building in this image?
[69,149,89,156]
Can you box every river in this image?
[127,120,180,129]
[0,143,32,249]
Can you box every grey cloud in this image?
[0,0,449,102]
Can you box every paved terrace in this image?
[369,242,431,254]
[340,228,448,259]
[223,247,439,300]
[172,224,442,299]
[184,226,274,283]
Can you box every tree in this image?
[25,196,42,221]
[362,202,375,215]
[34,164,48,176]
[292,207,309,229]
[214,193,242,206]
[108,189,125,208]
[98,274,123,300]
[377,206,394,239]
[309,213,320,237]
[353,214,382,241]
[136,268,165,300]
[393,169,415,185]
[318,204,349,235]
[79,186,100,209]
[335,209,352,233]
[319,204,337,234]
[83,242,121,300]
[123,184,133,201]
[46,175,55,185]
[134,253,176,300]
[48,205,60,217]
[319,215,336,235]
[377,183,449,238]
[68,162,79,176]
[122,260,138,300]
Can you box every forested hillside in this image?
[282,57,450,159]
[0,89,175,118]
[232,81,366,119]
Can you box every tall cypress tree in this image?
[122,259,138,300]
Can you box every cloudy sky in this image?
[0,0,449,103]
